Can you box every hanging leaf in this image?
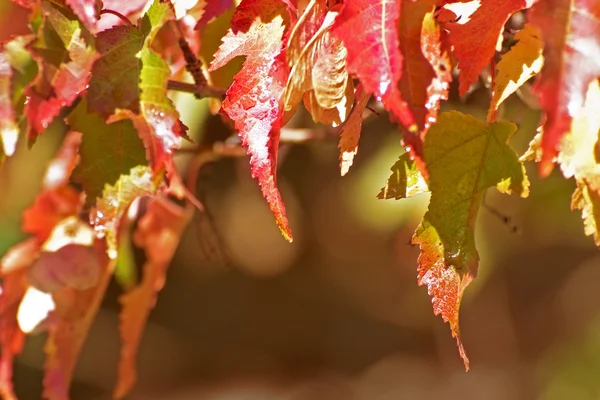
[115,197,192,399]
[0,53,17,158]
[529,0,600,176]
[439,0,536,96]
[69,97,147,206]
[338,84,369,176]
[210,0,293,241]
[331,0,415,131]
[378,152,428,200]
[399,0,451,134]
[93,165,159,258]
[488,23,544,122]
[412,111,529,370]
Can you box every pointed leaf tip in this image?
[414,111,528,368]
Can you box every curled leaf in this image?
[338,84,369,176]
[378,152,428,199]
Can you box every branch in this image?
[167,80,226,99]
[99,9,134,27]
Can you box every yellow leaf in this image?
[488,23,544,122]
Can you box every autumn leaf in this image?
[284,1,350,125]
[488,23,544,122]
[3,36,38,118]
[87,25,144,118]
[210,0,293,241]
[529,0,600,176]
[22,132,84,242]
[115,197,192,399]
[93,165,159,258]
[378,152,428,200]
[0,52,17,158]
[195,0,234,28]
[338,84,369,176]
[412,111,529,370]
[331,0,416,133]
[439,0,536,97]
[65,0,101,33]
[557,80,600,245]
[25,1,98,140]
[399,0,451,134]
[69,97,147,205]
[43,239,112,400]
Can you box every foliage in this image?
[0,0,599,397]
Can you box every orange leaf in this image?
[209,0,293,241]
[115,197,192,399]
[338,84,370,176]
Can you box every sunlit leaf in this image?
[93,165,159,258]
[488,23,544,122]
[338,84,369,176]
[0,53,17,158]
[412,111,529,370]
[399,0,451,134]
[209,0,293,241]
[529,0,600,176]
[378,152,428,200]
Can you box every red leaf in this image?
[399,0,451,135]
[439,0,536,96]
[195,0,234,29]
[530,0,600,176]
[210,0,293,241]
[339,84,370,176]
[331,0,415,130]
[115,197,192,399]
[43,240,112,400]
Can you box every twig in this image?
[167,80,226,99]
[100,9,134,27]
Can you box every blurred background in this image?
[2,2,600,399]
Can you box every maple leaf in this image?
[439,0,536,97]
[331,0,417,136]
[488,23,544,122]
[412,111,529,370]
[529,0,600,176]
[69,97,147,205]
[399,0,451,134]
[0,52,17,158]
[338,84,370,176]
[87,25,144,118]
[557,80,600,245]
[25,1,98,140]
[115,197,192,399]
[3,36,38,118]
[42,239,112,400]
[93,165,159,258]
[209,0,293,241]
[378,152,428,200]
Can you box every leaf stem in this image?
[166,80,226,99]
[99,9,134,27]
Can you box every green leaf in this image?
[69,97,147,206]
[93,165,160,258]
[412,111,529,370]
[377,152,428,199]
[87,25,144,117]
